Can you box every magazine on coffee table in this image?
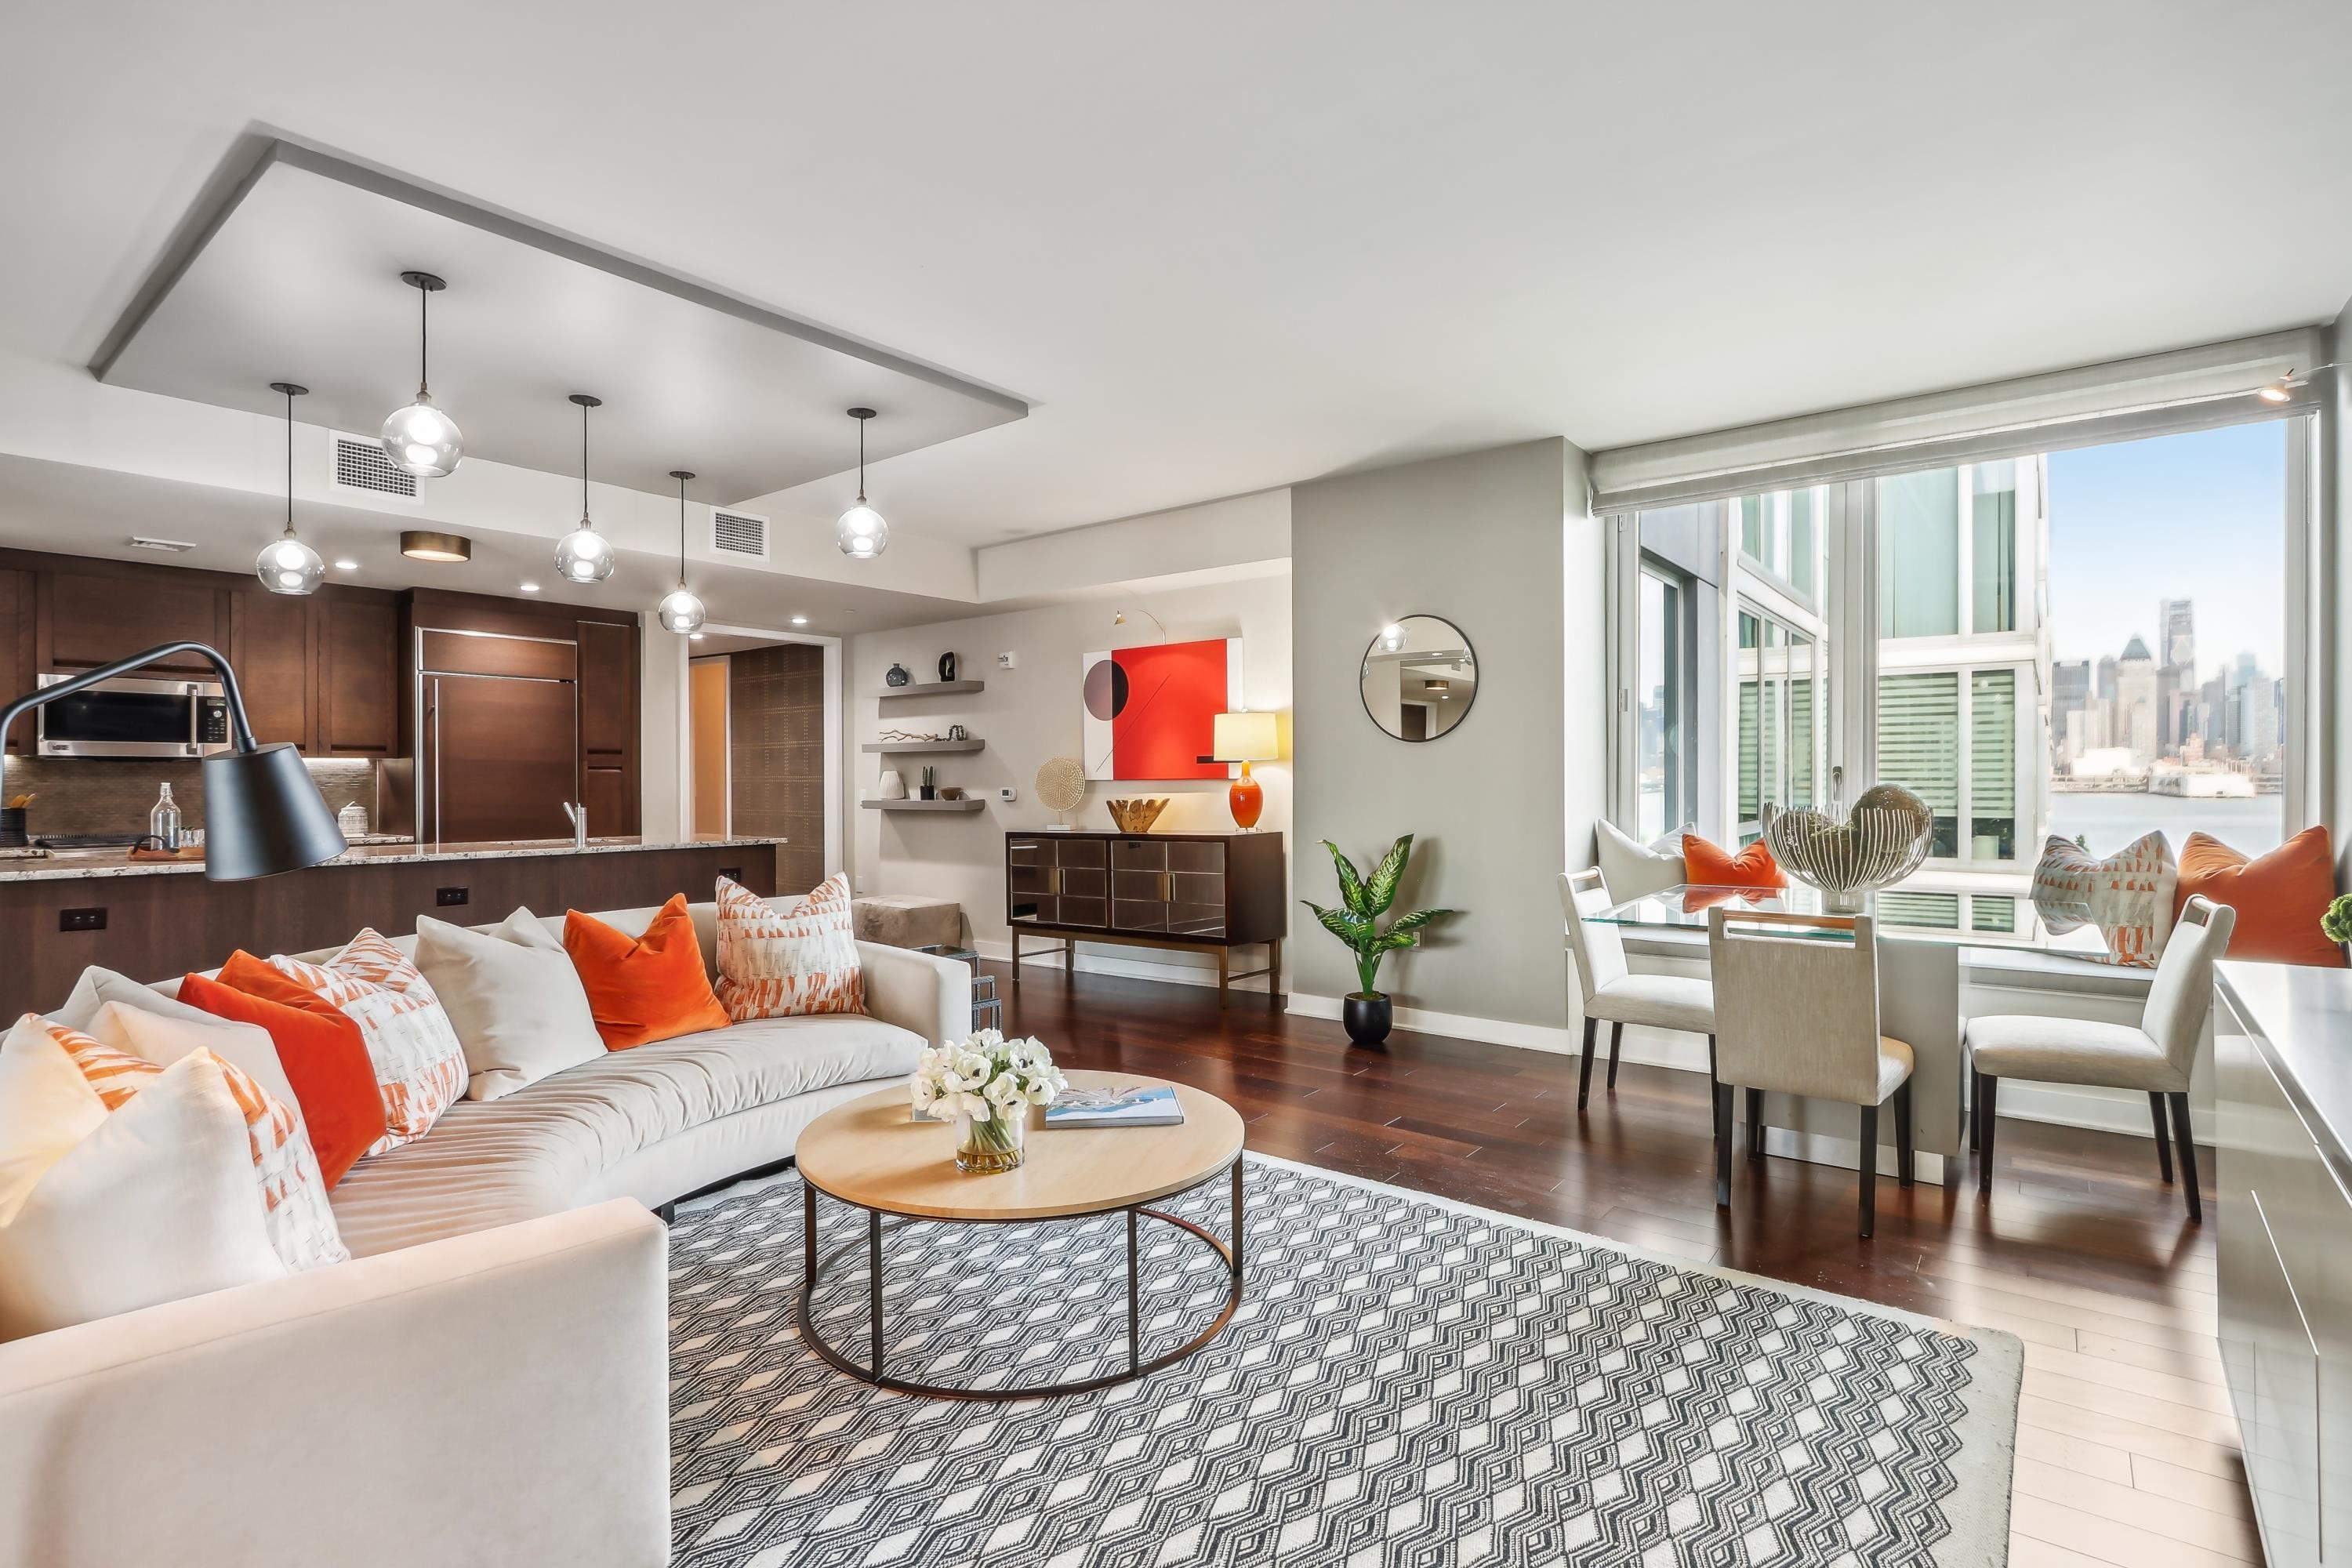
[1044,1084,1185,1127]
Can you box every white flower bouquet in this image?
[911,1029,1068,1172]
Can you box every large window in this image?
[1613,414,2299,945]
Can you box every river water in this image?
[2046,791,2284,858]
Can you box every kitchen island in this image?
[0,837,782,1020]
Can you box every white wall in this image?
[1289,437,1603,1032]
[639,614,689,841]
[846,569,1293,986]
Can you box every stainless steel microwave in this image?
[34,673,231,758]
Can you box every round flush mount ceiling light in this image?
[256,382,324,596]
[400,530,473,563]
[834,407,888,559]
[381,272,463,477]
[657,470,707,634]
[553,394,616,584]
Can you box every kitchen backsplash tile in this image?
[4,756,381,840]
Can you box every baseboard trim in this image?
[1286,993,1581,1055]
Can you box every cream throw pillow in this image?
[1596,818,1690,902]
[415,908,603,1101]
[715,873,863,1021]
[85,998,299,1112]
[269,930,468,1152]
[0,1017,285,1340]
[45,964,220,1033]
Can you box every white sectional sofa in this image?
[0,900,967,1568]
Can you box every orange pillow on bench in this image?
[182,964,386,1187]
[2175,826,2344,968]
[1682,833,1788,891]
[564,894,729,1051]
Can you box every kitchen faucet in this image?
[559,801,587,849]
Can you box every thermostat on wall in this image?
[996,651,1018,670]
[996,786,1018,803]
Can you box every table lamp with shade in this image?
[1210,711,1279,831]
[2,642,347,880]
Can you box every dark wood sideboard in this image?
[1004,830,1285,1006]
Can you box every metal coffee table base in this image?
[796,1157,1244,1400]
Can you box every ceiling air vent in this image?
[712,509,769,562]
[329,434,422,503]
[128,535,197,553]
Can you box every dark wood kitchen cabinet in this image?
[578,619,638,837]
[231,586,313,749]
[41,566,230,674]
[316,594,400,756]
[0,568,31,752]
[1005,830,1286,1006]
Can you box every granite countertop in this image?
[2216,959,2352,1189]
[0,836,783,884]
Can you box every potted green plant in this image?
[919,765,937,801]
[1302,834,1457,1047]
[2323,893,2352,956]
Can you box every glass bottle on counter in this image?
[149,782,181,851]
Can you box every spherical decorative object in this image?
[255,535,324,596]
[380,394,463,478]
[1035,756,1087,821]
[837,501,888,559]
[553,524,615,583]
[656,586,706,634]
[1760,771,1935,915]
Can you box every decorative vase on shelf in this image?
[955,1109,1027,1174]
[878,770,907,800]
[938,652,958,682]
[885,662,911,688]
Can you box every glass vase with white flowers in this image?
[911,1029,1069,1173]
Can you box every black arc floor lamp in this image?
[2,642,347,880]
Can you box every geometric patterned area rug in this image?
[667,1154,2020,1567]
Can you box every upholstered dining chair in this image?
[1965,894,2236,1221]
[1559,868,1715,1111]
[1705,908,1916,1238]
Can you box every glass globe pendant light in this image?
[657,470,707,633]
[380,272,463,477]
[835,406,888,559]
[553,394,616,584]
[256,382,324,595]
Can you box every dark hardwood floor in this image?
[997,960,2257,1568]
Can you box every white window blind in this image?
[1877,671,1960,815]
[1589,328,2321,512]
[1971,670,2016,818]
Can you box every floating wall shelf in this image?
[862,797,988,812]
[874,680,985,698]
[860,739,985,754]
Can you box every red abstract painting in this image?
[1082,637,1240,781]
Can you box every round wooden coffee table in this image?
[793,1069,1246,1399]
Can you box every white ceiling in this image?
[4,2,2350,553]
[96,147,1024,506]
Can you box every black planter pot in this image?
[1342,992,1392,1047]
[918,786,936,800]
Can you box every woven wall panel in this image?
[728,643,825,890]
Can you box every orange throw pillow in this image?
[1682,833,1788,891]
[2175,827,2344,968]
[564,895,730,1051]
[186,964,386,1187]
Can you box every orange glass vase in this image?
[1228,761,1264,830]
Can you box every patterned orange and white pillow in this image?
[270,930,468,1152]
[715,873,864,1022]
[2031,832,2178,967]
[42,1017,348,1272]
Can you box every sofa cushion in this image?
[326,1012,924,1256]
[415,909,604,1100]
[717,873,863,1021]
[565,895,730,1051]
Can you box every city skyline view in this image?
[2044,419,2285,689]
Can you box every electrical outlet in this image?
[996,786,1018,803]
[59,906,106,932]
[996,651,1018,670]
[435,886,470,907]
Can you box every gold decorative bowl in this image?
[1105,798,1168,833]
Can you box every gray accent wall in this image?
[1291,437,1603,1031]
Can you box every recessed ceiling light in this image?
[333,559,359,572]
[791,615,808,626]
[518,582,540,593]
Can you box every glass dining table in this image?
[1581,881,1970,1181]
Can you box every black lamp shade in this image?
[201,743,347,880]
